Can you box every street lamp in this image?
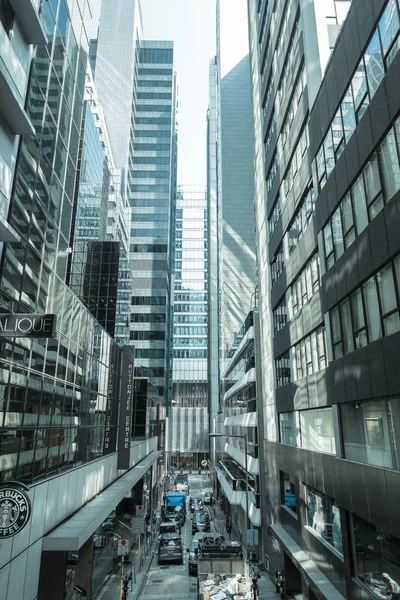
[209,432,250,544]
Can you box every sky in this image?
[91,0,249,186]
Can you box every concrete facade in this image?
[248,0,400,598]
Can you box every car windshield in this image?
[160,538,180,548]
[160,524,176,533]
[192,499,201,504]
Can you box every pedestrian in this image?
[226,517,232,537]
[146,522,151,542]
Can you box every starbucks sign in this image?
[0,486,31,538]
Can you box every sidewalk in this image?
[209,502,280,600]
[95,532,158,600]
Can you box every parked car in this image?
[189,497,203,513]
[192,512,211,534]
[203,491,214,505]
[187,533,225,574]
[159,521,180,539]
[158,534,184,565]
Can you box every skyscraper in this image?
[170,186,209,469]
[0,2,161,597]
[207,2,258,547]
[247,0,400,597]
[129,41,178,408]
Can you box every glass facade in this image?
[69,75,131,346]
[341,399,400,471]
[0,0,122,485]
[129,41,177,405]
[170,186,209,460]
[353,514,400,598]
[306,486,343,555]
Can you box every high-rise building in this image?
[0,2,160,598]
[247,0,400,597]
[129,41,178,408]
[207,1,258,550]
[0,0,44,247]
[69,66,132,344]
[170,186,209,469]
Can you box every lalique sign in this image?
[0,314,57,338]
[0,486,31,538]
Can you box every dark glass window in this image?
[353,514,400,597]
[0,0,14,35]
[281,472,296,514]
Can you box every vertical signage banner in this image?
[103,345,121,455]
[118,345,135,469]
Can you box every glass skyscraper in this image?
[170,186,209,468]
[129,41,178,406]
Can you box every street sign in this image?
[117,538,130,556]
[132,517,144,534]
[135,505,146,517]
[201,460,208,467]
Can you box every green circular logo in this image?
[0,487,31,538]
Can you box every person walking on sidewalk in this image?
[226,516,232,537]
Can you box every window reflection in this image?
[354,514,400,600]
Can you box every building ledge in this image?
[271,525,346,600]
[216,468,260,527]
[224,442,259,475]
[0,67,34,135]
[42,450,160,551]
[223,368,255,403]
[224,412,257,428]
[9,0,47,45]
[0,213,20,242]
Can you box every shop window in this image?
[353,514,400,598]
[341,399,400,471]
[300,407,336,455]
[306,486,342,555]
[281,472,297,514]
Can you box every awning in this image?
[43,450,160,551]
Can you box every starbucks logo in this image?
[0,487,31,538]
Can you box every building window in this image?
[271,244,284,285]
[329,255,400,357]
[281,472,297,514]
[275,350,291,388]
[300,407,336,455]
[273,296,288,334]
[353,514,400,598]
[341,399,400,471]
[314,2,400,191]
[306,486,342,555]
[279,412,297,446]
[0,0,14,35]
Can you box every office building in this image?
[248,0,400,597]
[170,186,209,469]
[69,67,132,344]
[216,307,267,559]
[208,1,258,551]
[129,41,178,409]
[0,2,160,599]
[95,6,178,407]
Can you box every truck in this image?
[196,537,247,600]
[162,491,186,525]
[175,474,189,492]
